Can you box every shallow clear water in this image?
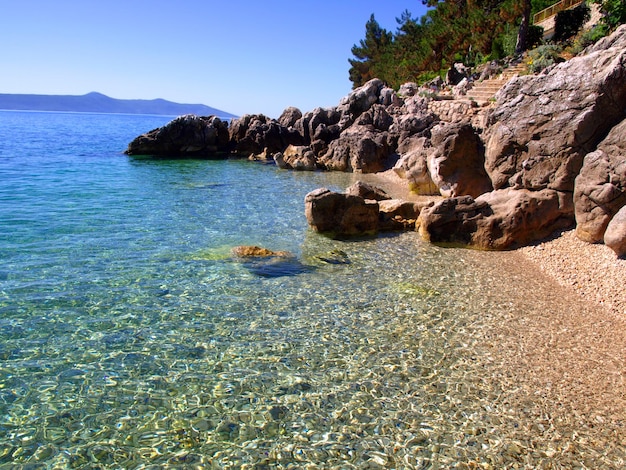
[0,111,623,468]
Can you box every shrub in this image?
[528,44,563,72]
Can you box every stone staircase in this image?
[467,62,528,102]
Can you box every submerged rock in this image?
[231,246,293,258]
[231,246,312,277]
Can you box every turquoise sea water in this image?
[0,111,623,468]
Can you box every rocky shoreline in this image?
[367,170,626,316]
[126,24,626,260]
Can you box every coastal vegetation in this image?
[348,0,625,88]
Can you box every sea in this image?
[0,110,623,468]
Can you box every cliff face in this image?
[126,25,626,254]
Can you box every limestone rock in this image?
[125,114,230,157]
[393,137,439,195]
[274,145,317,171]
[574,118,626,242]
[304,188,379,236]
[427,122,492,198]
[231,246,293,258]
[278,107,302,128]
[604,206,626,257]
[485,28,626,193]
[294,107,342,155]
[228,114,303,156]
[379,199,422,231]
[317,130,394,173]
[336,78,385,120]
[418,188,573,250]
[345,181,391,201]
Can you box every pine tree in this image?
[348,14,393,88]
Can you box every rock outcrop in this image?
[418,188,573,250]
[427,122,492,198]
[228,114,303,157]
[484,28,626,193]
[125,115,230,157]
[126,25,626,252]
[574,118,626,243]
[304,182,424,237]
[304,187,380,237]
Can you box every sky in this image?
[0,1,429,118]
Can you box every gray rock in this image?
[228,113,303,156]
[278,106,303,128]
[125,114,230,157]
[427,122,492,198]
[485,30,626,193]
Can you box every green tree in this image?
[593,0,626,29]
[348,14,393,88]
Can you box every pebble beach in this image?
[518,229,626,317]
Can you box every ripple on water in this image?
[1,231,624,468]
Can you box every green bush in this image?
[528,44,563,72]
[569,24,609,54]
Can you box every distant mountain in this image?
[0,92,238,118]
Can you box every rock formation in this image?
[125,115,230,157]
[304,182,425,237]
[126,25,626,252]
[574,118,626,243]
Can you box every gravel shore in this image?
[518,229,626,317]
[366,170,626,317]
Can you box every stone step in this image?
[465,63,528,100]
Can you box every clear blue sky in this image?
[0,1,428,118]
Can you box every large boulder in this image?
[574,118,626,243]
[604,206,626,258]
[379,199,423,231]
[125,115,230,157]
[417,188,573,250]
[484,25,626,193]
[345,181,391,201]
[304,188,379,236]
[317,130,395,173]
[427,122,492,198]
[228,114,303,156]
[274,145,317,171]
[393,137,439,195]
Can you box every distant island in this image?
[0,92,238,118]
